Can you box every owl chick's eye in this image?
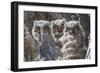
[35,26,40,32]
[43,26,50,31]
[65,27,72,32]
[72,26,80,33]
[61,23,64,28]
[53,25,58,30]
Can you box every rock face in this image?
[24,11,90,61]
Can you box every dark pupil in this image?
[61,24,64,28]
[72,26,79,33]
[53,25,57,29]
[66,27,72,32]
[35,26,40,32]
[53,25,58,31]
[43,26,49,31]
